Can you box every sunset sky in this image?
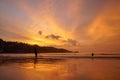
[0,0,120,53]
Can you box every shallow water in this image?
[0,53,120,80]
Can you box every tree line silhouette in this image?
[0,38,71,53]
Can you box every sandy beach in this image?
[0,53,120,80]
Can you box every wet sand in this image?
[0,56,120,80]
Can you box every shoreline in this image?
[0,55,120,60]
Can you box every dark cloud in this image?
[63,39,80,46]
[67,39,80,46]
[38,31,42,35]
[45,34,61,40]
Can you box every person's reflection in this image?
[91,56,94,63]
[33,58,38,69]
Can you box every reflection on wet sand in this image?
[0,57,65,66]
[0,57,120,80]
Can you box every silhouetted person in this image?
[34,48,38,58]
[92,52,94,57]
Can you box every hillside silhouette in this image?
[0,38,71,53]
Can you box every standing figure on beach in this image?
[34,48,38,57]
[92,52,94,57]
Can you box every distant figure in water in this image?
[34,48,38,57]
[92,52,94,57]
